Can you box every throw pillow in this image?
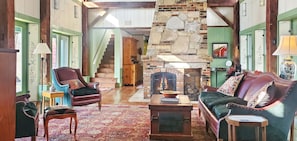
[217,74,244,96]
[61,79,85,89]
[246,81,275,108]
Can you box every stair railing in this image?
[91,29,113,77]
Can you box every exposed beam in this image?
[211,7,233,27]
[0,0,14,49]
[82,4,89,76]
[92,2,155,9]
[207,0,237,7]
[40,0,51,84]
[266,0,278,73]
[233,1,240,58]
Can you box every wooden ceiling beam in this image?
[93,2,156,9]
[211,7,233,27]
[207,0,237,7]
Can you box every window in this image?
[15,21,28,93]
[52,33,70,68]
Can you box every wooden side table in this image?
[225,115,268,141]
[42,91,64,114]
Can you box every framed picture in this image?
[212,43,228,58]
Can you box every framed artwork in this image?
[212,43,228,58]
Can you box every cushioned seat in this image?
[52,67,101,110]
[43,106,77,141]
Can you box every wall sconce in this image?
[241,3,247,16]
[54,0,59,10]
[259,0,265,6]
[74,5,78,18]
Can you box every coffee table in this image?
[149,94,193,141]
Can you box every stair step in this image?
[100,64,114,68]
[98,83,116,89]
[95,72,114,78]
[98,68,113,73]
[91,77,116,83]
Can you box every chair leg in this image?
[70,117,73,134]
[98,101,101,111]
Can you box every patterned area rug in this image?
[15,104,215,141]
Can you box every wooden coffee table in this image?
[149,94,193,141]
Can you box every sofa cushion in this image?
[71,87,98,96]
[217,74,244,96]
[211,104,230,119]
[247,81,276,108]
[61,79,85,89]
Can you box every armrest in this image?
[203,85,218,92]
[16,94,30,102]
[226,102,265,115]
[16,101,38,119]
[88,82,99,89]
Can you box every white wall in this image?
[278,0,297,14]
[51,0,82,32]
[15,0,40,19]
[240,0,266,31]
[92,8,154,28]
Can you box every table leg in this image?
[231,126,236,141]
[291,119,294,141]
[228,124,232,141]
[262,127,266,141]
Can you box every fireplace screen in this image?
[150,72,176,95]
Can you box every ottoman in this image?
[43,106,77,141]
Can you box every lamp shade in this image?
[33,43,51,55]
[273,35,297,56]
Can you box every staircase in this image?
[91,36,117,91]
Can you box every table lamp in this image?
[273,35,297,80]
[33,43,51,90]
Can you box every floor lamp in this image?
[273,35,297,80]
[33,43,51,95]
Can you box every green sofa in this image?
[198,72,297,141]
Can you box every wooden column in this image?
[266,0,278,73]
[233,1,240,58]
[40,0,51,83]
[0,0,15,49]
[82,4,89,76]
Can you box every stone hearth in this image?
[142,0,211,99]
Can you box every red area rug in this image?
[15,104,215,141]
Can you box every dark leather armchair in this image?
[51,67,101,110]
[15,94,39,141]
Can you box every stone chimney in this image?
[142,0,212,99]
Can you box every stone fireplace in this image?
[142,0,212,100]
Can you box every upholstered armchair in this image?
[51,67,101,110]
[15,94,39,141]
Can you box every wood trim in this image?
[40,0,51,84]
[207,0,237,7]
[82,4,89,76]
[265,0,278,73]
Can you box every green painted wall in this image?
[208,27,233,87]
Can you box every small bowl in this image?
[160,90,181,98]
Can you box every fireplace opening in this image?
[151,72,176,95]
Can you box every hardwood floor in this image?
[101,86,148,105]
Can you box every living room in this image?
[1,0,297,140]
